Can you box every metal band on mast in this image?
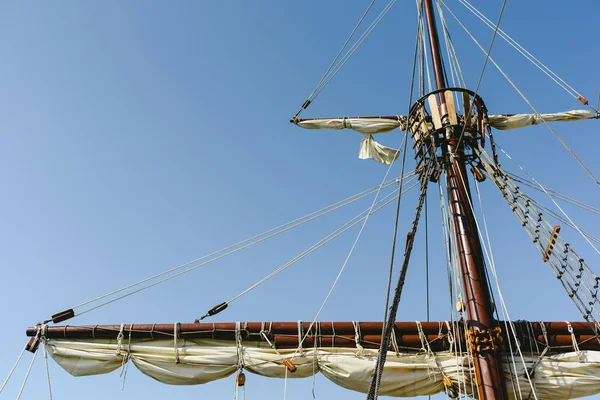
[421,0,508,398]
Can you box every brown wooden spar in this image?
[27,321,600,352]
[421,0,508,398]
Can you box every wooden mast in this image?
[421,0,508,398]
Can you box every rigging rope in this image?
[458,0,598,112]
[0,348,25,395]
[441,0,600,188]
[506,172,600,216]
[382,0,427,330]
[294,0,399,117]
[197,179,419,320]
[493,144,600,256]
[463,171,538,398]
[43,341,53,400]
[291,131,407,361]
[15,350,37,400]
[524,197,600,245]
[49,175,412,322]
[299,0,376,112]
[477,146,600,331]
[367,161,433,400]
[454,0,508,150]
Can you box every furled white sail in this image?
[295,117,407,134]
[487,110,597,130]
[294,110,596,164]
[294,117,406,164]
[46,338,600,399]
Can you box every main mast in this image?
[421,0,508,398]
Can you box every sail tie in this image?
[297,321,305,357]
[116,324,125,357]
[119,324,133,390]
[566,321,586,362]
[174,322,181,364]
[235,321,244,370]
[528,321,550,380]
[311,322,320,399]
[390,325,400,357]
[445,321,455,353]
[235,325,247,400]
[259,330,297,373]
[352,321,364,356]
[416,321,429,353]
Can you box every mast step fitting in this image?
[25,337,40,353]
[51,308,75,324]
[283,359,297,373]
[542,225,561,262]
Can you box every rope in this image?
[567,321,585,362]
[381,0,424,335]
[494,144,600,256]
[425,193,429,322]
[15,350,38,400]
[458,0,595,110]
[454,0,508,150]
[68,175,410,320]
[311,322,319,399]
[352,321,364,356]
[0,348,26,394]
[294,0,400,116]
[295,0,376,117]
[120,323,133,390]
[221,178,418,310]
[43,341,53,400]
[474,180,527,399]
[174,322,181,364]
[283,365,288,400]
[478,146,600,339]
[367,162,433,400]
[260,331,290,366]
[506,172,600,216]
[453,160,538,398]
[290,131,408,361]
[442,0,600,187]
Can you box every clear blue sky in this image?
[0,1,599,399]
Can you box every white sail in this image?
[295,117,407,134]
[295,117,406,164]
[46,338,600,399]
[359,135,400,164]
[487,110,597,130]
[294,110,596,164]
